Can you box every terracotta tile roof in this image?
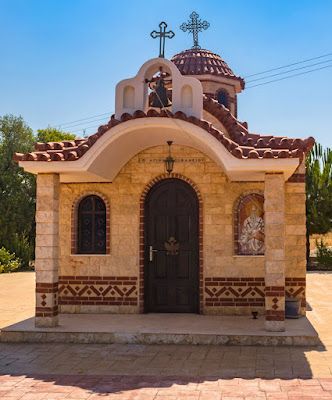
[203,96,315,159]
[171,49,245,89]
[14,99,314,164]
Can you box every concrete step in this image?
[0,313,319,346]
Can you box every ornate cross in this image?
[150,21,175,58]
[180,11,210,49]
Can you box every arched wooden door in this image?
[144,178,199,313]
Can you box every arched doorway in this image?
[144,178,199,313]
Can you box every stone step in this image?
[0,313,319,346]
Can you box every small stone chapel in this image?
[15,14,314,333]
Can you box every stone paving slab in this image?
[0,342,330,379]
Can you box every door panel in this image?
[176,252,190,279]
[144,179,199,313]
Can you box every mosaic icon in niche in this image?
[238,194,265,255]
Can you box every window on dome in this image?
[217,89,229,109]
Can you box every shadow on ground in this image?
[3,373,332,399]
[0,342,329,397]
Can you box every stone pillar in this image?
[264,173,285,332]
[35,174,60,327]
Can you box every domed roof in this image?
[171,48,245,88]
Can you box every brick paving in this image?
[1,272,332,398]
[1,374,332,399]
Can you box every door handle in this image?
[149,246,158,262]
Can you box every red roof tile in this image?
[171,49,245,89]
[14,98,314,164]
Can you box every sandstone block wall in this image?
[57,145,307,315]
[35,173,60,327]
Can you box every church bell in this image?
[150,77,172,108]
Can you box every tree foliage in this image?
[0,115,36,266]
[36,127,75,143]
[306,143,332,236]
[0,116,75,269]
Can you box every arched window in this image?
[235,193,265,256]
[217,89,229,109]
[77,195,106,254]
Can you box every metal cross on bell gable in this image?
[180,11,210,49]
[150,21,175,58]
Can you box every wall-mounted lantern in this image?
[164,141,175,175]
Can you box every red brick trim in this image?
[265,285,285,321]
[35,307,58,318]
[266,310,285,321]
[58,276,138,306]
[285,277,306,307]
[36,282,58,293]
[139,173,203,313]
[233,191,264,255]
[204,277,265,307]
[265,286,285,296]
[71,191,110,255]
[288,173,305,183]
[35,282,58,317]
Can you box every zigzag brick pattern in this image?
[58,276,138,306]
[204,277,265,307]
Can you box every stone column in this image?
[35,173,60,327]
[264,173,285,332]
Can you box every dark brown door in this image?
[144,179,199,313]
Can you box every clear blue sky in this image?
[0,0,331,146]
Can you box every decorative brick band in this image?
[286,277,306,307]
[58,276,138,306]
[139,174,203,313]
[288,173,305,183]
[204,277,265,307]
[35,282,58,318]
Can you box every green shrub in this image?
[316,239,332,268]
[0,247,21,273]
[10,233,34,269]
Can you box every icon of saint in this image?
[239,205,265,254]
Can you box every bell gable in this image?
[115,58,203,119]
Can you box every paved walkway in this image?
[0,271,332,399]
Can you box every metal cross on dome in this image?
[180,11,210,49]
[150,21,175,58]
